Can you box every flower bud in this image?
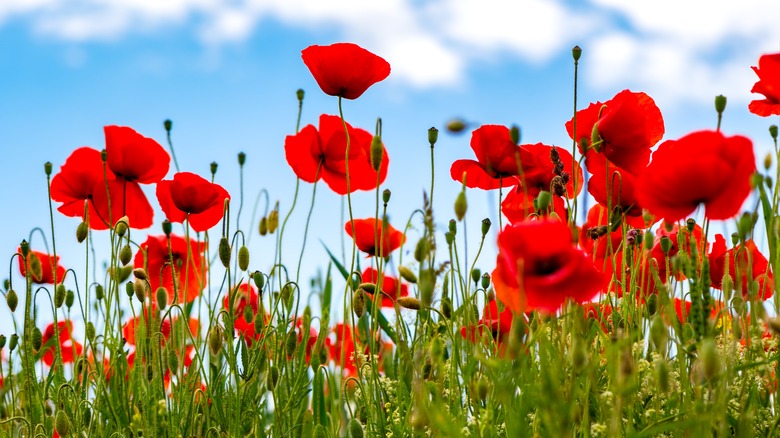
[9,334,19,351]
[55,410,72,437]
[238,246,250,271]
[446,119,466,133]
[770,125,778,140]
[349,418,364,438]
[650,314,667,353]
[445,231,454,246]
[481,273,491,290]
[0,335,5,350]
[352,289,366,318]
[115,216,129,237]
[765,153,773,171]
[285,330,298,357]
[218,237,231,268]
[134,280,147,303]
[510,125,520,145]
[254,308,265,335]
[398,266,417,283]
[85,322,96,342]
[481,218,491,237]
[162,219,172,237]
[253,271,265,290]
[133,268,147,281]
[168,349,179,374]
[54,284,66,308]
[238,152,246,166]
[163,118,173,132]
[714,95,727,115]
[242,304,254,324]
[419,270,434,307]
[210,161,218,176]
[268,203,279,233]
[32,327,42,351]
[535,191,552,212]
[659,236,672,255]
[156,287,168,310]
[397,296,422,310]
[95,284,104,301]
[267,365,280,391]
[454,190,468,221]
[428,127,439,146]
[440,296,452,319]
[29,253,43,281]
[119,245,132,266]
[414,238,429,263]
[258,217,268,236]
[471,269,481,286]
[655,359,669,392]
[370,135,384,172]
[383,189,391,204]
[76,221,89,243]
[699,338,719,381]
[572,45,582,61]
[486,288,495,303]
[476,376,490,401]
[6,288,18,312]
[208,326,223,356]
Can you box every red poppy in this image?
[650,220,708,281]
[515,144,583,198]
[223,283,270,344]
[566,90,664,176]
[40,321,83,367]
[582,301,615,332]
[301,43,390,100]
[285,114,387,195]
[345,218,405,257]
[450,125,523,190]
[50,147,116,229]
[17,247,66,285]
[123,313,199,346]
[104,125,169,183]
[293,317,318,364]
[134,234,206,304]
[637,130,756,222]
[586,157,645,219]
[492,219,606,314]
[326,323,359,375]
[579,205,622,261]
[501,186,566,224]
[460,300,514,348]
[360,268,408,307]
[708,234,774,300]
[156,172,230,232]
[672,298,724,325]
[603,248,662,299]
[748,53,780,117]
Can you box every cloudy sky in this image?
[0,0,778,326]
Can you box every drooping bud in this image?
[428,127,439,146]
[76,221,88,243]
[765,153,773,171]
[85,322,96,342]
[0,335,5,350]
[6,289,18,312]
[208,326,223,356]
[440,296,452,319]
[349,418,364,438]
[258,217,268,236]
[115,216,129,237]
[133,268,147,281]
[55,410,72,437]
[119,245,132,266]
[454,190,467,221]
[9,334,19,351]
[446,119,466,133]
[398,266,417,284]
[218,237,231,268]
[95,284,104,301]
[54,284,66,308]
[156,287,168,310]
[352,289,366,318]
[32,327,43,351]
[397,296,422,310]
[238,246,250,271]
[267,202,279,233]
[370,135,383,171]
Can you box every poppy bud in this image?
[699,338,719,381]
[133,268,147,281]
[76,221,89,243]
[134,280,147,303]
[655,359,669,392]
[370,135,383,171]
[210,161,218,176]
[535,191,552,212]
[428,127,439,146]
[32,327,42,351]
[9,334,18,352]
[383,189,391,204]
[440,296,452,319]
[267,365,279,391]
[115,216,129,237]
[168,349,179,374]
[486,288,495,303]
[765,153,773,171]
[471,268,481,286]
[476,376,490,401]
[419,270,434,307]
[119,244,132,266]
[398,266,417,284]
[55,410,72,437]
[268,202,279,233]
[481,273,491,290]
[570,339,588,372]
[397,296,421,310]
[254,308,265,335]
[253,271,265,290]
[349,418,364,438]
[737,212,754,240]
[659,236,672,255]
[444,231,454,246]
[29,253,43,281]
[572,45,582,61]
[770,125,778,140]
[208,326,223,356]
[352,289,366,318]
[454,190,468,221]
[294,88,305,102]
[258,217,268,236]
[0,335,5,350]
[63,290,73,309]
[714,95,727,115]
[156,287,168,310]
[446,119,466,133]
[54,284,66,308]
[6,288,18,312]
[44,161,54,176]
[414,238,429,263]
[591,122,602,152]
[218,237,231,268]
[650,314,667,353]
[284,329,298,357]
[510,125,521,145]
[164,118,172,132]
[85,322,96,342]
[481,218,491,237]
[238,246,250,272]
[238,152,246,166]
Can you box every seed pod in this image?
[218,237,231,268]
[65,289,74,309]
[471,269,481,285]
[481,218,491,236]
[238,246,250,271]
[162,219,172,237]
[398,266,417,284]
[481,273,491,290]
[76,221,89,243]
[6,288,18,312]
[382,189,391,204]
[119,245,132,266]
[55,410,72,437]
[156,287,168,310]
[349,418,364,438]
[32,327,43,351]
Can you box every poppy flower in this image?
[50,147,117,229]
[301,43,390,100]
[586,157,645,219]
[515,143,583,198]
[708,234,773,300]
[579,205,623,262]
[650,220,708,279]
[104,125,169,184]
[637,130,756,222]
[123,312,199,346]
[326,323,359,375]
[450,125,523,190]
[360,268,408,307]
[346,218,405,257]
[671,298,724,325]
[603,248,661,299]
[501,186,566,224]
[134,234,206,304]
[582,301,615,332]
[566,90,664,176]
[17,247,66,285]
[292,317,318,364]
[748,53,780,117]
[492,219,606,314]
[460,300,514,349]
[156,172,231,232]
[40,320,83,367]
[285,114,388,194]
[223,283,269,344]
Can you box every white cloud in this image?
[1,0,778,104]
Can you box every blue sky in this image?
[0,0,778,329]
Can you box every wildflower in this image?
[708,234,774,300]
[450,125,523,189]
[156,172,230,232]
[40,321,83,367]
[50,147,116,230]
[223,283,269,344]
[134,234,206,304]
[748,53,780,116]
[360,268,409,307]
[301,43,390,100]
[637,130,756,221]
[492,219,606,314]
[17,247,66,285]
[345,218,405,257]
[501,187,565,223]
[586,158,646,219]
[285,114,388,194]
[460,300,514,352]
